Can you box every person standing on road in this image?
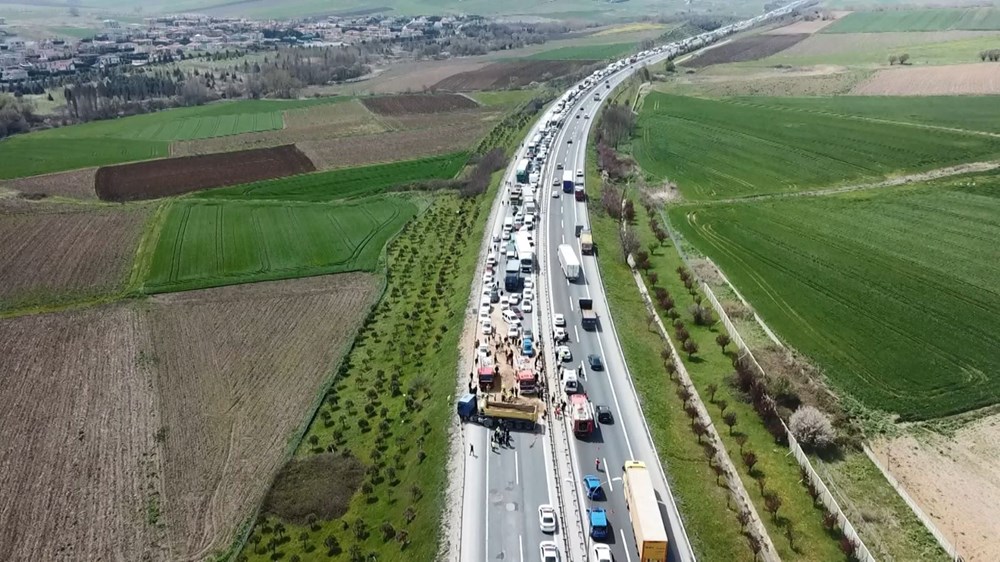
[595,458,601,471]
[470,444,475,456]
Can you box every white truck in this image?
[514,231,535,273]
[558,244,581,280]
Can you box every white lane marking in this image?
[561,234,565,244]
[569,299,575,312]
[485,433,490,562]
[604,458,613,492]
[519,534,524,562]
[561,219,564,229]
[574,326,580,343]
[621,529,634,562]
[515,451,520,485]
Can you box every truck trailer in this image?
[622,461,669,562]
[570,393,595,437]
[457,393,537,430]
[580,227,594,255]
[558,244,581,281]
[579,298,598,330]
[514,232,534,273]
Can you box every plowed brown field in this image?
[361,93,478,115]
[851,62,1000,95]
[0,203,150,311]
[1,167,97,200]
[433,60,597,90]
[0,273,380,562]
[95,145,315,202]
[686,34,810,67]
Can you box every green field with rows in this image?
[731,96,1000,134]
[824,8,1000,32]
[195,152,468,202]
[670,177,1000,420]
[0,97,345,179]
[143,196,418,293]
[633,93,1000,200]
[526,42,635,60]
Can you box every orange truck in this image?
[622,460,668,562]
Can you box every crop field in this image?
[670,178,1000,420]
[0,204,150,312]
[194,152,467,202]
[297,121,491,170]
[95,145,316,202]
[748,95,1000,133]
[766,30,1000,66]
[1,167,97,200]
[633,92,1000,200]
[433,60,597,90]
[684,34,810,67]
[0,273,379,561]
[142,196,416,293]
[526,42,635,60]
[361,93,479,115]
[824,8,1000,33]
[0,98,345,179]
[851,63,1000,95]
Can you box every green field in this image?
[737,95,1000,134]
[824,8,1000,33]
[526,42,635,60]
[143,196,417,293]
[670,178,1000,420]
[633,93,1000,200]
[194,152,467,202]
[759,32,1000,68]
[0,97,345,179]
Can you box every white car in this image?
[522,300,533,313]
[538,504,557,533]
[502,230,511,241]
[478,306,490,322]
[553,313,566,327]
[554,328,568,344]
[540,541,560,562]
[524,278,534,290]
[592,544,613,562]
[508,325,521,339]
[481,319,494,336]
[552,178,561,187]
[577,170,584,178]
[556,345,572,362]
[552,190,560,198]
[486,255,497,267]
[524,287,535,302]
[509,293,521,306]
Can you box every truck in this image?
[580,227,594,255]
[514,232,534,273]
[622,461,669,562]
[516,370,536,395]
[558,244,581,281]
[588,507,609,540]
[574,182,586,202]
[516,158,530,183]
[457,393,538,431]
[504,259,522,292]
[579,298,598,330]
[510,184,523,206]
[562,171,575,193]
[569,393,594,437]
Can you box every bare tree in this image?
[763,491,783,521]
[723,411,737,434]
[716,333,731,353]
[682,338,699,359]
[620,226,640,260]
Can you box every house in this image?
[1,67,28,81]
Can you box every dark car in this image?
[596,405,613,424]
[588,354,603,371]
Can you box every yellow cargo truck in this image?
[622,460,668,562]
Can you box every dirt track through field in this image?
[0,273,381,561]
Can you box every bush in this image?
[789,405,835,450]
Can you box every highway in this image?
[458,3,812,561]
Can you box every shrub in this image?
[789,405,835,450]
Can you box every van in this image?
[502,309,520,326]
[503,217,514,231]
[563,369,580,394]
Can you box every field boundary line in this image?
[689,160,1000,207]
[128,200,172,293]
[724,98,1000,140]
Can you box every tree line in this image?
[0,94,38,139]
